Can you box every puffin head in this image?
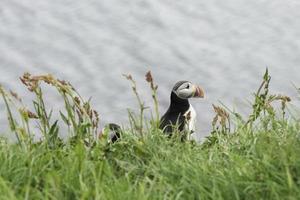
[172,81,204,99]
[99,123,122,143]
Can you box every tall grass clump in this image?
[123,71,161,137]
[1,73,99,149]
[0,70,299,200]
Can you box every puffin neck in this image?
[169,91,190,112]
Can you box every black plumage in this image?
[107,123,122,143]
[159,90,190,134]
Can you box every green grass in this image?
[0,122,300,199]
[0,70,299,199]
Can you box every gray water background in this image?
[1,0,300,140]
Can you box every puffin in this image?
[99,123,122,143]
[159,81,204,139]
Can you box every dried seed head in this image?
[212,104,229,130]
[74,96,81,105]
[20,77,27,86]
[92,110,100,129]
[93,110,99,118]
[27,110,38,119]
[123,74,133,81]
[23,72,31,79]
[10,90,22,102]
[43,76,51,84]
[145,71,153,83]
[279,95,291,102]
[213,104,229,118]
[20,73,40,92]
[58,79,68,85]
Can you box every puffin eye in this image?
[186,84,190,89]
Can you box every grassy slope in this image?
[0,71,299,199]
[0,121,300,200]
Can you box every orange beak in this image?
[193,85,205,98]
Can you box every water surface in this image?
[1,0,300,139]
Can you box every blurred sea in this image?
[0,0,300,140]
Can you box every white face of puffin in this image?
[173,81,205,100]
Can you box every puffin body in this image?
[160,81,204,139]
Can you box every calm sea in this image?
[1,0,299,140]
